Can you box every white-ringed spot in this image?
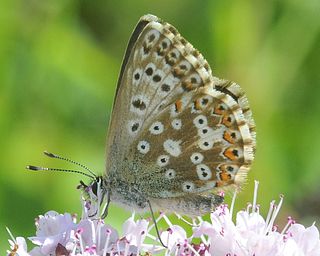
[190,152,204,164]
[157,155,170,167]
[130,95,149,115]
[198,126,213,138]
[198,139,214,150]
[165,168,176,179]
[149,121,164,135]
[163,139,182,157]
[137,141,150,154]
[171,119,182,130]
[193,115,207,128]
[182,181,195,192]
[128,120,141,135]
[196,164,212,180]
[132,68,142,86]
[198,95,212,108]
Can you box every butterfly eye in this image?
[91,180,98,196]
[137,141,150,154]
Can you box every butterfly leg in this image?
[101,191,111,219]
[147,200,167,248]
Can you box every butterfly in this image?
[28,14,256,218]
[92,14,256,217]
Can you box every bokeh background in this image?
[1,0,320,252]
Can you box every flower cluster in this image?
[7,181,320,255]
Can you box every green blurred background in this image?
[1,0,320,252]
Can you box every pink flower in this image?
[7,180,320,255]
[28,211,76,255]
[7,232,30,256]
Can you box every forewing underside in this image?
[106,14,255,198]
[106,15,214,169]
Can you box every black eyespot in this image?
[195,156,199,160]
[149,34,156,42]
[162,41,168,49]
[153,75,161,82]
[191,77,197,83]
[131,123,139,132]
[161,83,170,92]
[154,126,159,130]
[134,72,140,80]
[198,119,204,124]
[202,172,208,177]
[227,166,234,172]
[180,64,187,70]
[203,141,209,147]
[161,158,166,163]
[202,98,208,105]
[132,99,146,110]
[232,149,239,157]
[186,185,191,190]
[202,129,208,134]
[146,67,153,76]
[141,145,146,149]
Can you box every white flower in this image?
[7,180,320,255]
[7,230,30,256]
[28,211,76,255]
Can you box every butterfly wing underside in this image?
[106,14,256,199]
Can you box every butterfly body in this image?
[97,14,255,216]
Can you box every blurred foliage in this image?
[1,0,320,252]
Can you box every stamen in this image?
[264,200,276,232]
[252,180,259,213]
[103,229,111,256]
[265,195,284,235]
[281,216,296,235]
[229,190,237,219]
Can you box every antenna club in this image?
[44,151,56,158]
[26,165,43,171]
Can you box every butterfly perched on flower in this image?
[95,14,256,216]
[28,14,256,217]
